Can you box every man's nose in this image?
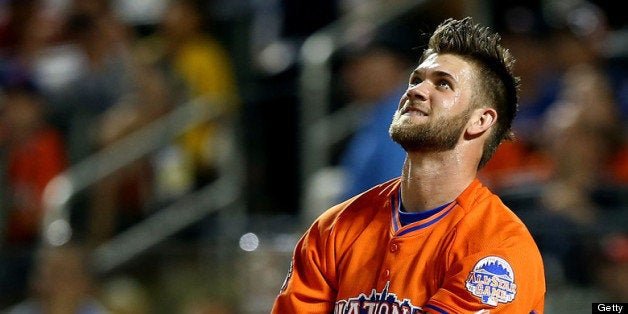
[406,83,429,102]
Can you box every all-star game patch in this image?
[465,256,517,306]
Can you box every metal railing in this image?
[41,96,245,271]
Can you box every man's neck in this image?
[399,150,477,212]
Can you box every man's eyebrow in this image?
[411,69,457,82]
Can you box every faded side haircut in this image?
[421,17,520,169]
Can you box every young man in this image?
[272,17,545,313]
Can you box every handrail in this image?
[91,170,242,274]
[297,0,429,195]
[41,96,232,247]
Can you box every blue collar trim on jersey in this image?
[397,206,454,236]
[398,201,450,226]
[391,188,454,236]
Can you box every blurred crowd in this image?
[0,0,626,313]
[0,0,241,311]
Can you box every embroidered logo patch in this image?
[465,256,517,306]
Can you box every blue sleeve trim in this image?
[423,304,449,314]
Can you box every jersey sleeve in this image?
[424,224,545,313]
[271,217,337,314]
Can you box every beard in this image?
[389,107,472,152]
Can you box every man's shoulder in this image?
[455,179,532,238]
[457,179,515,216]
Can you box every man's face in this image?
[389,53,477,152]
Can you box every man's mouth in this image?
[402,106,428,116]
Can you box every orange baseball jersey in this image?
[272,178,545,313]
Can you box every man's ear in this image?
[467,108,497,136]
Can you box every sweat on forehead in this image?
[412,53,479,91]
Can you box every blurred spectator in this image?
[44,0,138,164]
[135,0,240,204]
[478,12,559,191]
[334,24,415,201]
[0,65,67,308]
[477,29,558,191]
[3,243,109,314]
[485,1,628,292]
[0,0,62,65]
[505,32,560,141]
[21,0,159,245]
[481,0,628,193]
[86,62,173,244]
[539,64,624,225]
[0,1,67,306]
[548,1,610,71]
[301,23,415,224]
[0,65,67,247]
[505,64,626,287]
[547,0,628,124]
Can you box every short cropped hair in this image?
[420,17,520,169]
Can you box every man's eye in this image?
[409,78,421,86]
[438,80,451,89]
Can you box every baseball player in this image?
[273,17,545,313]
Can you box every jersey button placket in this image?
[390,243,399,253]
[381,242,399,281]
[380,240,400,283]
